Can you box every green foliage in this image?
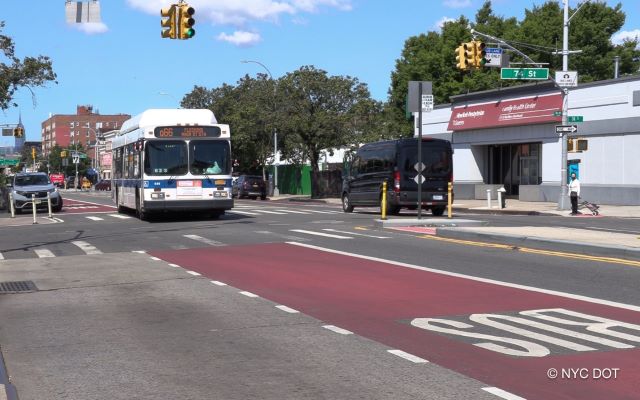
[387,0,640,132]
[0,21,57,110]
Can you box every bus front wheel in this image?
[136,194,147,221]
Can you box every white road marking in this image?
[187,271,201,276]
[183,234,224,246]
[35,249,55,258]
[0,383,6,400]
[587,226,640,235]
[109,214,132,219]
[323,325,353,335]
[229,210,259,216]
[211,280,227,286]
[0,252,5,260]
[131,250,146,253]
[53,217,64,222]
[322,228,390,239]
[149,256,161,261]
[85,216,104,221]
[287,242,640,312]
[274,209,310,214]
[482,387,526,400]
[290,230,353,239]
[240,291,259,298]
[168,263,181,268]
[276,305,299,313]
[387,349,429,363]
[300,209,342,214]
[71,240,102,255]
[253,210,287,215]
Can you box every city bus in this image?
[111,109,233,220]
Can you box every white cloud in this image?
[612,29,640,46]
[69,22,109,34]
[217,31,262,46]
[443,0,472,8]
[434,16,455,31]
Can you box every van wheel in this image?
[342,193,354,213]
[431,207,445,216]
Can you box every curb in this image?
[453,207,558,216]
[435,228,640,261]
[0,349,18,400]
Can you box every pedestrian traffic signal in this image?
[178,4,195,39]
[13,126,24,138]
[455,44,467,70]
[474,41,488,68]
[161,5,177,39]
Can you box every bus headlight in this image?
[213,191,228,198]
[150,192,165,199]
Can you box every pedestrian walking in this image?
[569,172,580,215]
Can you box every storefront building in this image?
[418,75,640,205]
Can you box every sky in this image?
[1,0,639,146]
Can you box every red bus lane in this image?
[150,243,640,400]
[60,199,116,214]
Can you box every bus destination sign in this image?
[154,126,221,138]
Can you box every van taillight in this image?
[394,171,401,193]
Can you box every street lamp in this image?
[158,91,180,108]
[241,60,279,196]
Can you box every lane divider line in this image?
[168,263,181,268]
[71,240,103,255]
[323,325,353,335]
[183,234,225,247]
[229,210,259,216]
[290,229,353,239]
[85,216,104,221]
[387,349,429,364]
[186,271,201,276]
[482,387,526,400]
[149,256,161,261]
[239,291,259,298]
[131,250,146,254]
[276,305,299,313]
[322,228,390,239]
[420,234,640,267]
[211,281,227,286]
[285,242,640,312]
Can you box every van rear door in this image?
[399,140,452,200]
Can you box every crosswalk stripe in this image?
[0,252,4,260]
[300,209,342,214]
[71,240,103,255]
[229,210,259,216]
[86,216,104,221]
[183,234,225,246]
[109,214,132,219]
[252,210,287,215]
[35,249,55,258]
[274,209,310,214]
[290,229,353,239]
[322,228,391,239]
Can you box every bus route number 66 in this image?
[158,127,173,137]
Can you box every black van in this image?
[341,138,453,215]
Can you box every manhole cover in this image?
[0,281,38,293]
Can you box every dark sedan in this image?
[232,175,267,200]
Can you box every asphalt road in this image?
[0,192,638,399]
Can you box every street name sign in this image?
[555,71,578,87]
[567,116,583,123]
[553,111,562,117]
[0,158,19,166]
[501,67,549,80]
[556,125,578,134]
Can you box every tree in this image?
[276,66,376,175]
[0,21,57,110]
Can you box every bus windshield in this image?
[189,140,230,175]
[144,140,188,176]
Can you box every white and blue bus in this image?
[111,109,233,219]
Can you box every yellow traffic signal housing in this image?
[178,5,195,39]
[464,42,475,69]
[60,150,67,158]
[455,44,467,70]
[474,41,487,68]
[31,147,36,160]
[13,126,24,138]
[161,5,177,39]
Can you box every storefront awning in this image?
[448,93,562,131]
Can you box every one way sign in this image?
[555,125,578,134]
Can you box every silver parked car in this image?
[9,172,63,213]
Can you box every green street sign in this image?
[501,67,549,80]
[567,116,584,123]
[553,111,562,117]
[0,158,19,166]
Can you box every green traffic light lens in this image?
[188,29,195,37]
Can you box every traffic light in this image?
[161,5,177,39]
[474,41,488,68]
[31,147,36,160]
[178,4,195,39]
[464,42,475,69]
[13,126,24,138]
[60,150,67,158]
[455,44,467,70]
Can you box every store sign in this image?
[101,153,112,167]
[447,94,562,131]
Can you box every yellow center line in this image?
[419,235,640,267]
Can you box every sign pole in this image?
[417,83,423,220]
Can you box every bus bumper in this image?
[142,199,234,211]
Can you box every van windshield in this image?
[401,143,451,177]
